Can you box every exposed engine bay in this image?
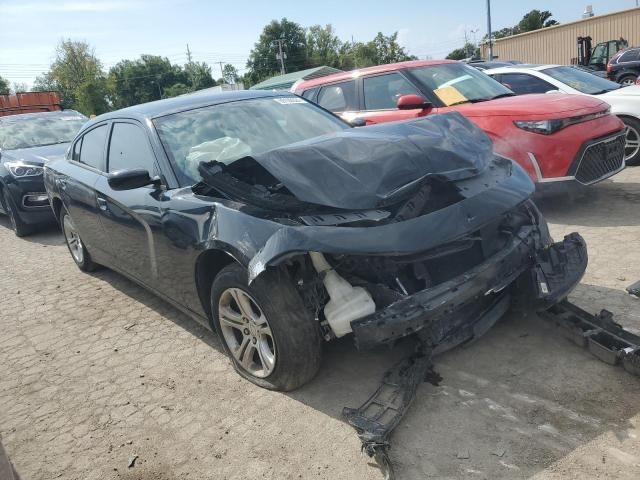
[194,113,585,350]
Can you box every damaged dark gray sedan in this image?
[44,91,587,391]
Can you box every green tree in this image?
[246,18,308,84]
[0,76,11,95]
[306,24,342,68]
[517,10,558,33]
[491,27,517,40]
[485,9,558,42]
[163,82,192,98]
[446,43,480,60]
[184,61,216,90]
[338,32,416,70]
[222,64,239,84]
[11,82,29,93]
[108,55,189,108]
[75,79,109,115]
[33,40,108,114]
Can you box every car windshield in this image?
[408,63,515,106]
[0,113,86,150]
[154,96,349,185]
[543,66,621,94]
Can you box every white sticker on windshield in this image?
[61,116,85,121]
[273,97,305,105]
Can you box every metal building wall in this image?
[481,7,640,64]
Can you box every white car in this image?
[485,64,640,165]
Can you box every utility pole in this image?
[272,39,286,76]
[217,61,225,83]
[186,44,195,88]
[464,31,469,58]
[486,0,493,61]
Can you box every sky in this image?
[0,0,638,87]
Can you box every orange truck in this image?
[0,91,62,117]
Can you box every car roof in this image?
[293,59,457,90]
[483,64,557,73]
[0,109,85,123]
[87,90,291,125]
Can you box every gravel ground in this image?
[1,167,639,480]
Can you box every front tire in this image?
[210,263,322,391]
[60,209,97,272]
[622,116,640,166]
[2,189,31,237]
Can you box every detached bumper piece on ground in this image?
[347,300,640,480]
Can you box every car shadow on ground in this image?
[0,216,64,246]
[87,266,223,353]
[54,229,640,479]
[536,178,640,228]
[286,282,640,479]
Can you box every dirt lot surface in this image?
[1,168,640,480]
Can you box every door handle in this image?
[96,197,108,211]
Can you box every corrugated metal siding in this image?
[481,7,640,64]
[0,92,62,117]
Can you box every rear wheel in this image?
[210,263,322,391]
[2,189,31,237]
[60,209,97,272]
[619,75,637,87]
[622,117,640,166]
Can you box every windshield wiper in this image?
[468,93,516,103]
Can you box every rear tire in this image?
[2,190,31,237]
[621,116,640,166]
[60,208,98,272]
[619,74,637,87]
[210,263,322,391]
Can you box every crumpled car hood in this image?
[247,112,493,210]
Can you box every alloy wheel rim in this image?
[621,78,635,86]
[624,124,640,162]
[63,215,84,264]
[218,287,276,378]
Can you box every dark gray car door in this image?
[61,123,111,261]
[93,120,167,289]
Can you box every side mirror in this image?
[108,168,161,191]
[396,94,432,110]
[349,117,367,127]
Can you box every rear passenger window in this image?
[363,73,420,110]
[619,49,640,63]
[317,81,357,112]
[79,125,107,171]
[499,73,556,95]
[108,122,157,174]
[301,88,319,101]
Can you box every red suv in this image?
[293,60,626,189]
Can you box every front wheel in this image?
[2,189,31,237]
[622,116,640,166]
[210,263,322,391]
[60,209,98,272]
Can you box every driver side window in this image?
[107,122,158,175]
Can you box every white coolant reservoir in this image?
[309,251,376,337]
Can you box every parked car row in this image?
[0,63,630,391]
[483,64,640,165]
[0,110,87,236]
[292,60,628,189]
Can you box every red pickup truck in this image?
[0,91,62,117]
